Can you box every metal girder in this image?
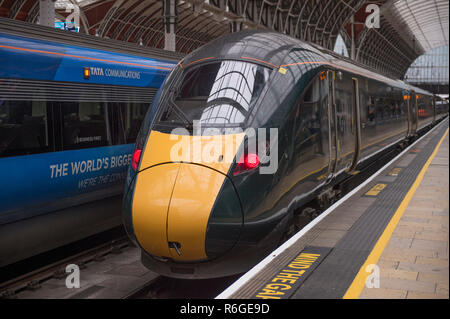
[77,0,440,77]
[108,1,142,39]
[1,0,446,79]
[311,0,336,41]
[178,18,222,52]
[136,15,162,44]
[124,2,161,42]
[8,0,26,19]
[355,13,419,78]
[97,0,125,37]
[26,1,40,22]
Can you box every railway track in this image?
[1,234,238,299]
[0,236,130,299]
[124,274,242,299]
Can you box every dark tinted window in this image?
[0,100,50,157]
[159,60,271,127]
[115,102,149,144]
[61,102,109,150]
[287,72,330,187]
[125,103,148,143]
[294,75,329,161]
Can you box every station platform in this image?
[217,119,449,299]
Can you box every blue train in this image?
[0,18,180,267]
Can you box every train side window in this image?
[359,88,367,128]
[293,75,328,163]
[61,102,109,150]
[0,100,51,157]
[294,78,319,154]
[367,96,376,123]
[400,91,408,118]
[334,73,354,131]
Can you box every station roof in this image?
[0,0,447,79]
[388,0,448,53]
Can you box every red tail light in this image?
[132,149,142,171]
[233,153,260,175]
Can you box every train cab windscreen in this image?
[158,60,271,130]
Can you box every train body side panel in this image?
[417,94,435,130]
[0,32,175,88]
[0,144,133,224]
[357,78,409,162]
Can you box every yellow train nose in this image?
[132,162,227,261]
[131,129,245,261]
[131,163,179,258]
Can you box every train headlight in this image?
[132,149,142,171]
[233,153,260,175]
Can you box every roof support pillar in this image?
[163,0,178,52]
[230,19,243,33]
[350,15,356,60]
[39,0,56,27]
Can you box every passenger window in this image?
[0,100,50,157]
[61,102,109,150]
[367,96,376,123]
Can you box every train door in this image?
[410,93,418,134]
[406,93,412,136]
[331,70,356,175]
[326,70,338,181]
[349,77,361,171]
[432,96,436,123]
[288,70,333,193]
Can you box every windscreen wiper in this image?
[167,99,193,130]
[166,88,193,130]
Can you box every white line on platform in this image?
[215,119,447,299]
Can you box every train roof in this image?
[181,30,301,70]
[181,29,433,96]
[0,19,180,88]
[403,84,434,96]
[0,17,184,62]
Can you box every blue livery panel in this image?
[0,33,175,87]
[0,144,134,222]
[0,32,177,224]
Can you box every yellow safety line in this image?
[343,126,449,299]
